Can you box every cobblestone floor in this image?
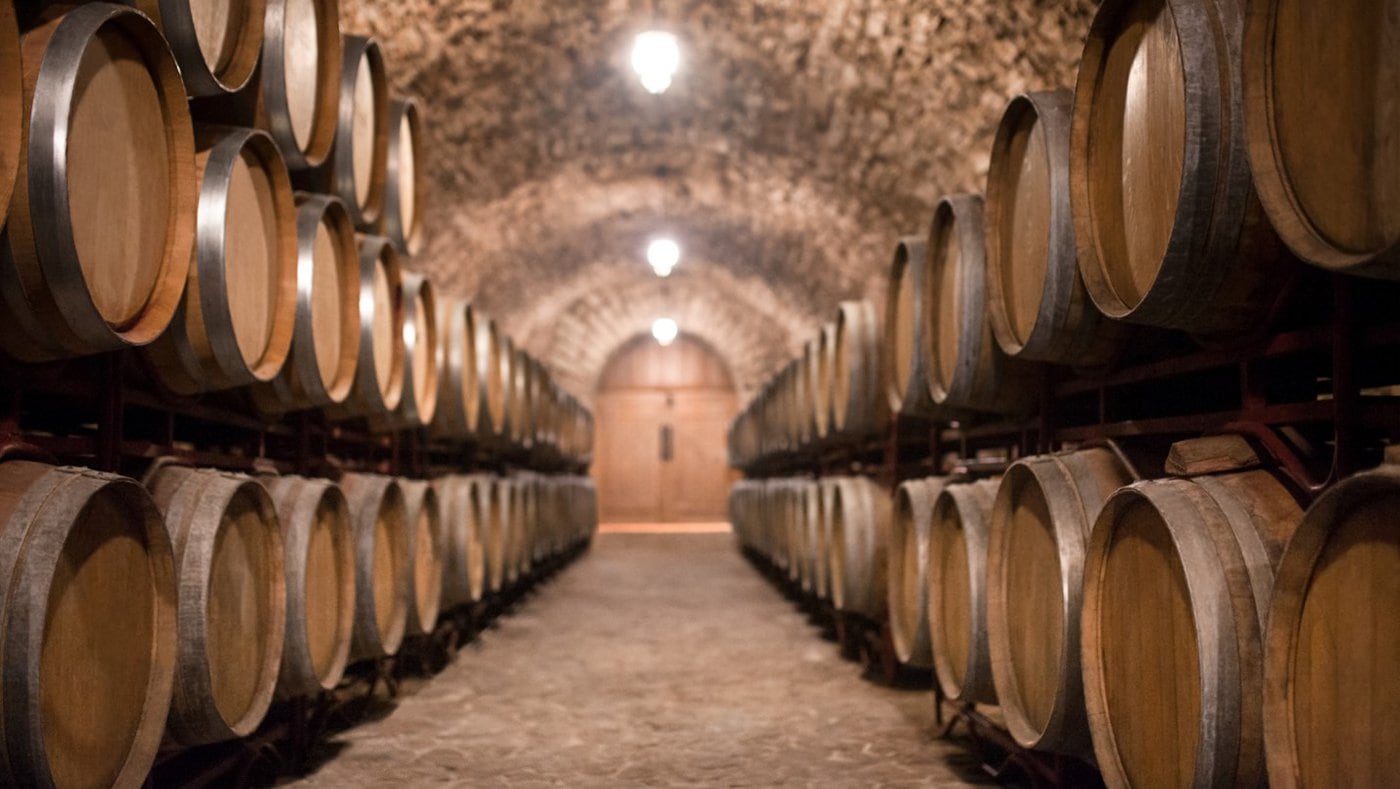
[287,532,990,787]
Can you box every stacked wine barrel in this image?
[731,0,1400,783]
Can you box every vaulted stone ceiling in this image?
[341,0,1096,400]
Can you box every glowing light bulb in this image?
[647,237,680,277]
[631,31,680,94]
[652,317,679,346]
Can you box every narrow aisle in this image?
[292,533,986,787]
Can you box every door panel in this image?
[663,391,736,521]
[594,391,666,522]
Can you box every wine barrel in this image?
[1071,0,1290,336]
[0,2,19,230]
[1265,464,1400,788]
[257,0,339,169]
[986,90,1129,367]
[485,475,511,593]
[376,272,437,428]
[330,235,405,420]
[398,479,443,635]
[814,323,838,440]
[253,193,360,412]
[886,477,949,668]
[832,300,887,439]
[0,4,195,363]
[929,478,1001,704]
[134,0,264,97]
[924,194,1036,415]
[146,465,286,746]
[986,445,1136,756]
[431,475,486,607]
[431,298,479,438]
[509,347,537,449]
[329,35,388,229]
[477,315,508,438]
[828,476,891,621]
[259,474,354,699]
[1244,1,1400,278]
[528,358,555,450]
[146,126,297,395]
[495,333,517,443]
[0,461,176,789]
[883,237,938,416]
[801,480,827,599]
[340,473,409,660]
[1084,457,1304,789]
[382,97,424,255]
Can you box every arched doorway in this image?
[593,334,738,523]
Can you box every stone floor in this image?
[288,532,992,787]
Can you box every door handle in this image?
[660,424,673,461]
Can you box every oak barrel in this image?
[146,126,297,394]
[330,35,388,229]
[431,298,480,438]
[376,272,438,428]
[398,479,443,635]
[883,236,938,416]
[1245,0,1400,278]
[146,465,286,747]
[259,474,354,699]
[924,194,1035,415]
[485,475,511,593]
[886,477,948,669]
[253,192,360,412]
[986,445,1136,756]
[257,0,340,169]
[0,2,19,229]
[813,323,838,440]
[1,4,195,363]
[986,90,1128,366]
[832,300,887,439]
[477,314,508,439]
[1084,460,1303,788]
[330,235,405,420]
[801,480,827,600]
[929,478,1000,704]
[340,473,409,660]
[433,474,487,607]
[509,347,537,449]
[382,96,424,255]
[134,0,264,96]
[827,476,891,622]
[0,461,176,789]
[1071,0,1290,336]
[1264,464,1400,788]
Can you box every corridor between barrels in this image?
[289,532,985,787]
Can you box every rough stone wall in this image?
[340,0,1096,400]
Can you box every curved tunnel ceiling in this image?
[343,0,1096,399]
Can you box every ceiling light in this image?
[652,317,679,346]
[647,237,680,277]
[631,31,680,94]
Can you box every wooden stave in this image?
[0,461,177,789]
[259,474,354,699]
[928,478,1000,703]
[256,0,340,169]
[146,465,286,747]
[832,299,888,440]
[1070,0,1292,337]
[329,235,405,420]
[381,96,424,255]
[398,479,443,636]
[1083,468,1302,789]
[340,472,409,661]
[1264,465,1400,788]
[134,0,265,97]
[828,476,891,622]
[886,477,948,669]
[985,90,1130,367]
[0,2,18,230]
[146,126,298,395]
[986,445,1136,757]
[0,4,196,363]
[882,236,940,417]
[924,193,1037,415]
[330,35,388,229]
[1243,1,1400,278]
[252,192,360,413]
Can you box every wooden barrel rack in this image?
[732,271,1400,787]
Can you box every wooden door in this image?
[593,335,737,523]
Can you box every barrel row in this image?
[732,437,1399,788]
[0,458,597,788]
